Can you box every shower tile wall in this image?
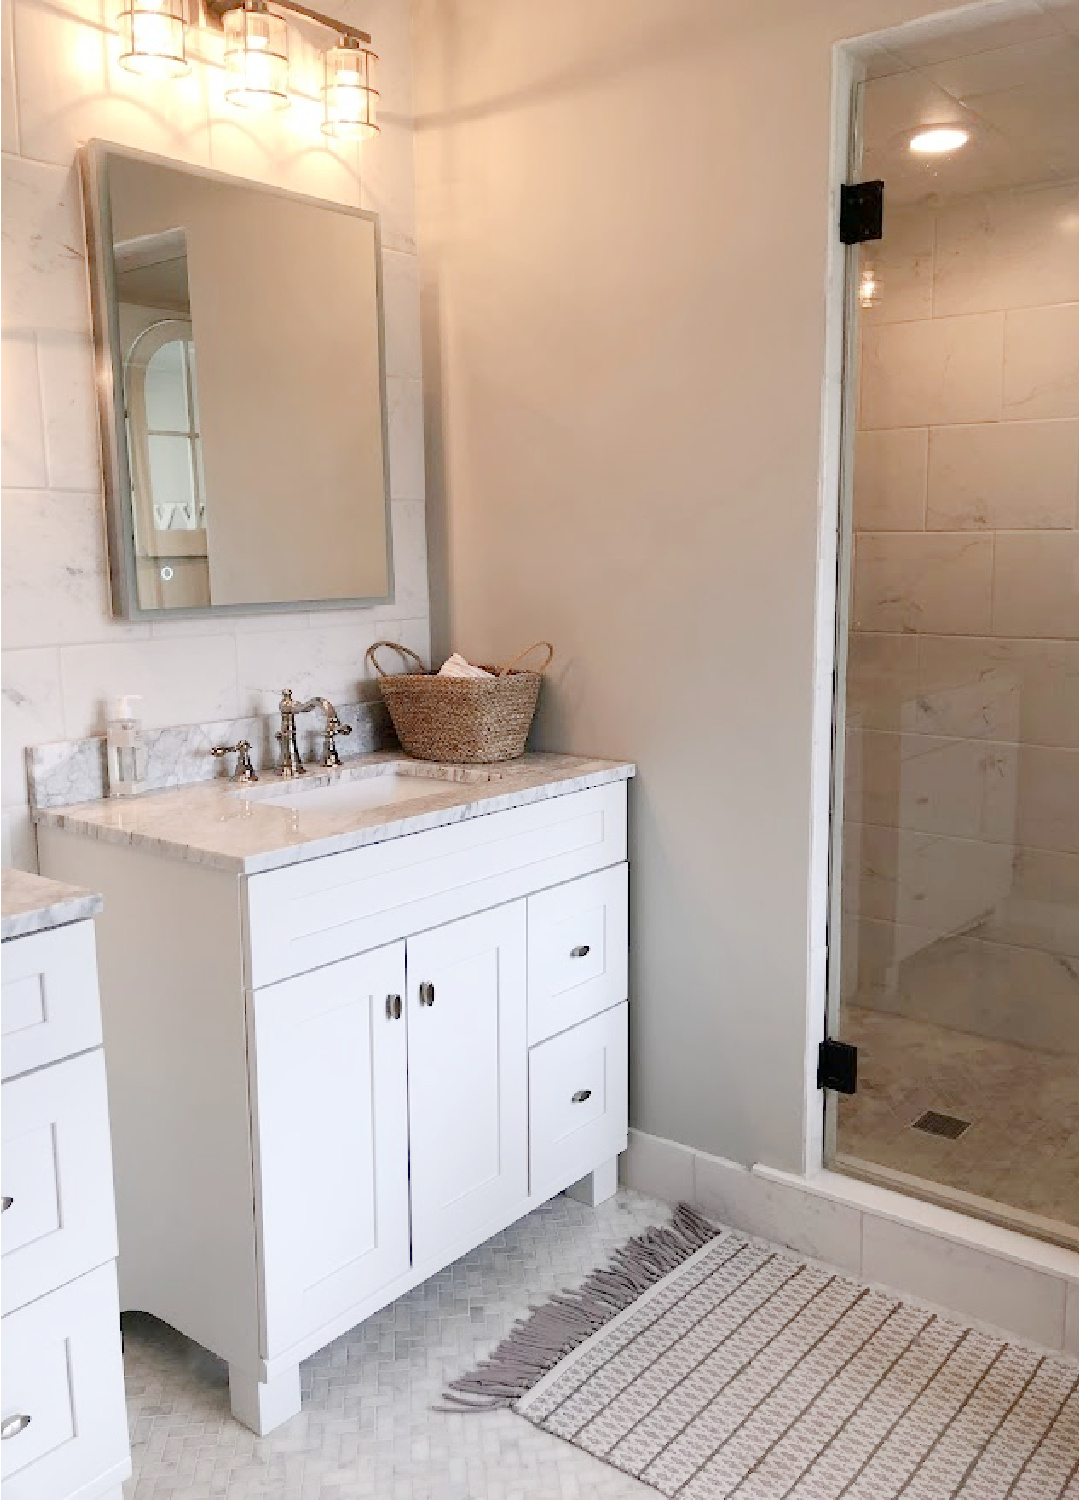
[843,178,1079,1061]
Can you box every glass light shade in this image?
[224,3,289,112]
[322,42,378,140]
[118,0,189,78]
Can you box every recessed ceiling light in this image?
[909,126,971,156]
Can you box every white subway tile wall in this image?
[0,0,430,868]
[853,428,929,531]
[925,418,1079,531]
[1003,302,1079,419]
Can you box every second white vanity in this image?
[38,752,632,1434]
[1,870,130,1500]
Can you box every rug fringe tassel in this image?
[441,1204,719,1410]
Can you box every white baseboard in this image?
[622,1128,1079,1355]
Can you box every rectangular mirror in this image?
[81,141,392,617]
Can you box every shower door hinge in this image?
[817,1037,858,1094]
[839,181,884,244]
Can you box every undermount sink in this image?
[247,763,506,817]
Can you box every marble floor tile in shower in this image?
[838,1005,1079,1234]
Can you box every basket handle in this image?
[366,641,426,679]
[497,641,554,677]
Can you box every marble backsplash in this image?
[27,699,396,810]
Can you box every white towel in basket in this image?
[437,653,493,680]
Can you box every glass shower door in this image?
[828,30,1079,1248]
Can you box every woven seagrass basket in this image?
[366,641,554,764]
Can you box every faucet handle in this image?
[212,740,258,783]
[322,713,352,768]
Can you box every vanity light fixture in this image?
[323,36,378,140]
[223,0,290,111]
[909,125,970,156]
[118,0,190,78]
[205,0,376,133]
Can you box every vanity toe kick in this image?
[227,1364,302,1437]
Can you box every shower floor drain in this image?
[912,1109,971,1140]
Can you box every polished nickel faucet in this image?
[319,701,352,767]
[276,690,352,776]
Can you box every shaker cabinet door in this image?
[1,1048,119,1316]
[251,942,410,1357]
[407,903,528,1270]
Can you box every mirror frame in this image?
[80,139,395,620]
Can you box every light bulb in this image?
[909,126,970,156]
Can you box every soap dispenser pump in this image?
[106,694,148,797]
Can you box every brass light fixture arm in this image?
[204,0,371,46]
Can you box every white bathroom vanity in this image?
[38,753,633,1434]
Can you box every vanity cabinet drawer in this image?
[528,1003,628,1202]
[245,782,627,987]
[1,1262,130,1499]
[527,864,628,1044]
[1,921,102,1082]
[1,1050,118,1316]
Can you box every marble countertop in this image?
[2,866,103,941]
[34,752,635,876]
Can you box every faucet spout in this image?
[276,687,315,778]
[275,691,353,776]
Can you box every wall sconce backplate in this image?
[204,0,370,45]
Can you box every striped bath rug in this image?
[446,1206,1079,1498]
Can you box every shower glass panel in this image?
[829,11,1079,1248]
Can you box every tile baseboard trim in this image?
[622,1127,1079,1354]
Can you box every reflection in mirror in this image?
[82,142,392,618]
[117,229,210,608]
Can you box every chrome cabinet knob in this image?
[570,944,590,959]
[571,1088,592,1104]
[1,1195,11,1211]
[1,1414,31,1440]
[419,981,435,1007]
[385,994,403,1020]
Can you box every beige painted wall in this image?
[411,0,973,1171]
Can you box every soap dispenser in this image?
[106,694,148,797]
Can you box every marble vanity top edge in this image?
[1,867,103,941]
[34,754,636,876]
